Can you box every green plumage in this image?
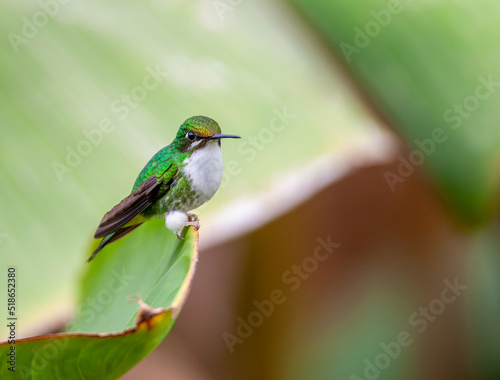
[87,116,240,262]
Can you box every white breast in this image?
[182,141,223,203]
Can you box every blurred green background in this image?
[1,0,500,379]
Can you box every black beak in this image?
[211,133,241,140]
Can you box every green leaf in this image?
[291,0,500,224]
[0,223,198,379]
[0,310,173,380]
[70,220,198,333]
[0,0,378,334]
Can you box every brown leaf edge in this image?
[0,308,174,380]
[0,227,199,377]
[0,306,171,347]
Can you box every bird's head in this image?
[173,116,240,153]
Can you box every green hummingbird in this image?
[87,116,240,262]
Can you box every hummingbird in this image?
[86,116,240,262]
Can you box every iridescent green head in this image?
[173,116,240,152]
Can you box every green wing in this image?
[132,145,174,192]
[87,161,178,262]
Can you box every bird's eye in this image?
[186,132,196,141]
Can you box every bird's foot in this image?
[173,214,200,240]
[185,220,200,230]
[175,220,200,240]
[185,213,200,231]
[167,211,200,240]
[186,213,199,223]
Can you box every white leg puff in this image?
[165,211,200,239]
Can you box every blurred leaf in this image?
[0,0,377,335]
[283,284,417,380]
[0,224,198,379]
[291,0,500,224]
[467,225,500,379]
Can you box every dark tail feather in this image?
[86,223,143,263]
